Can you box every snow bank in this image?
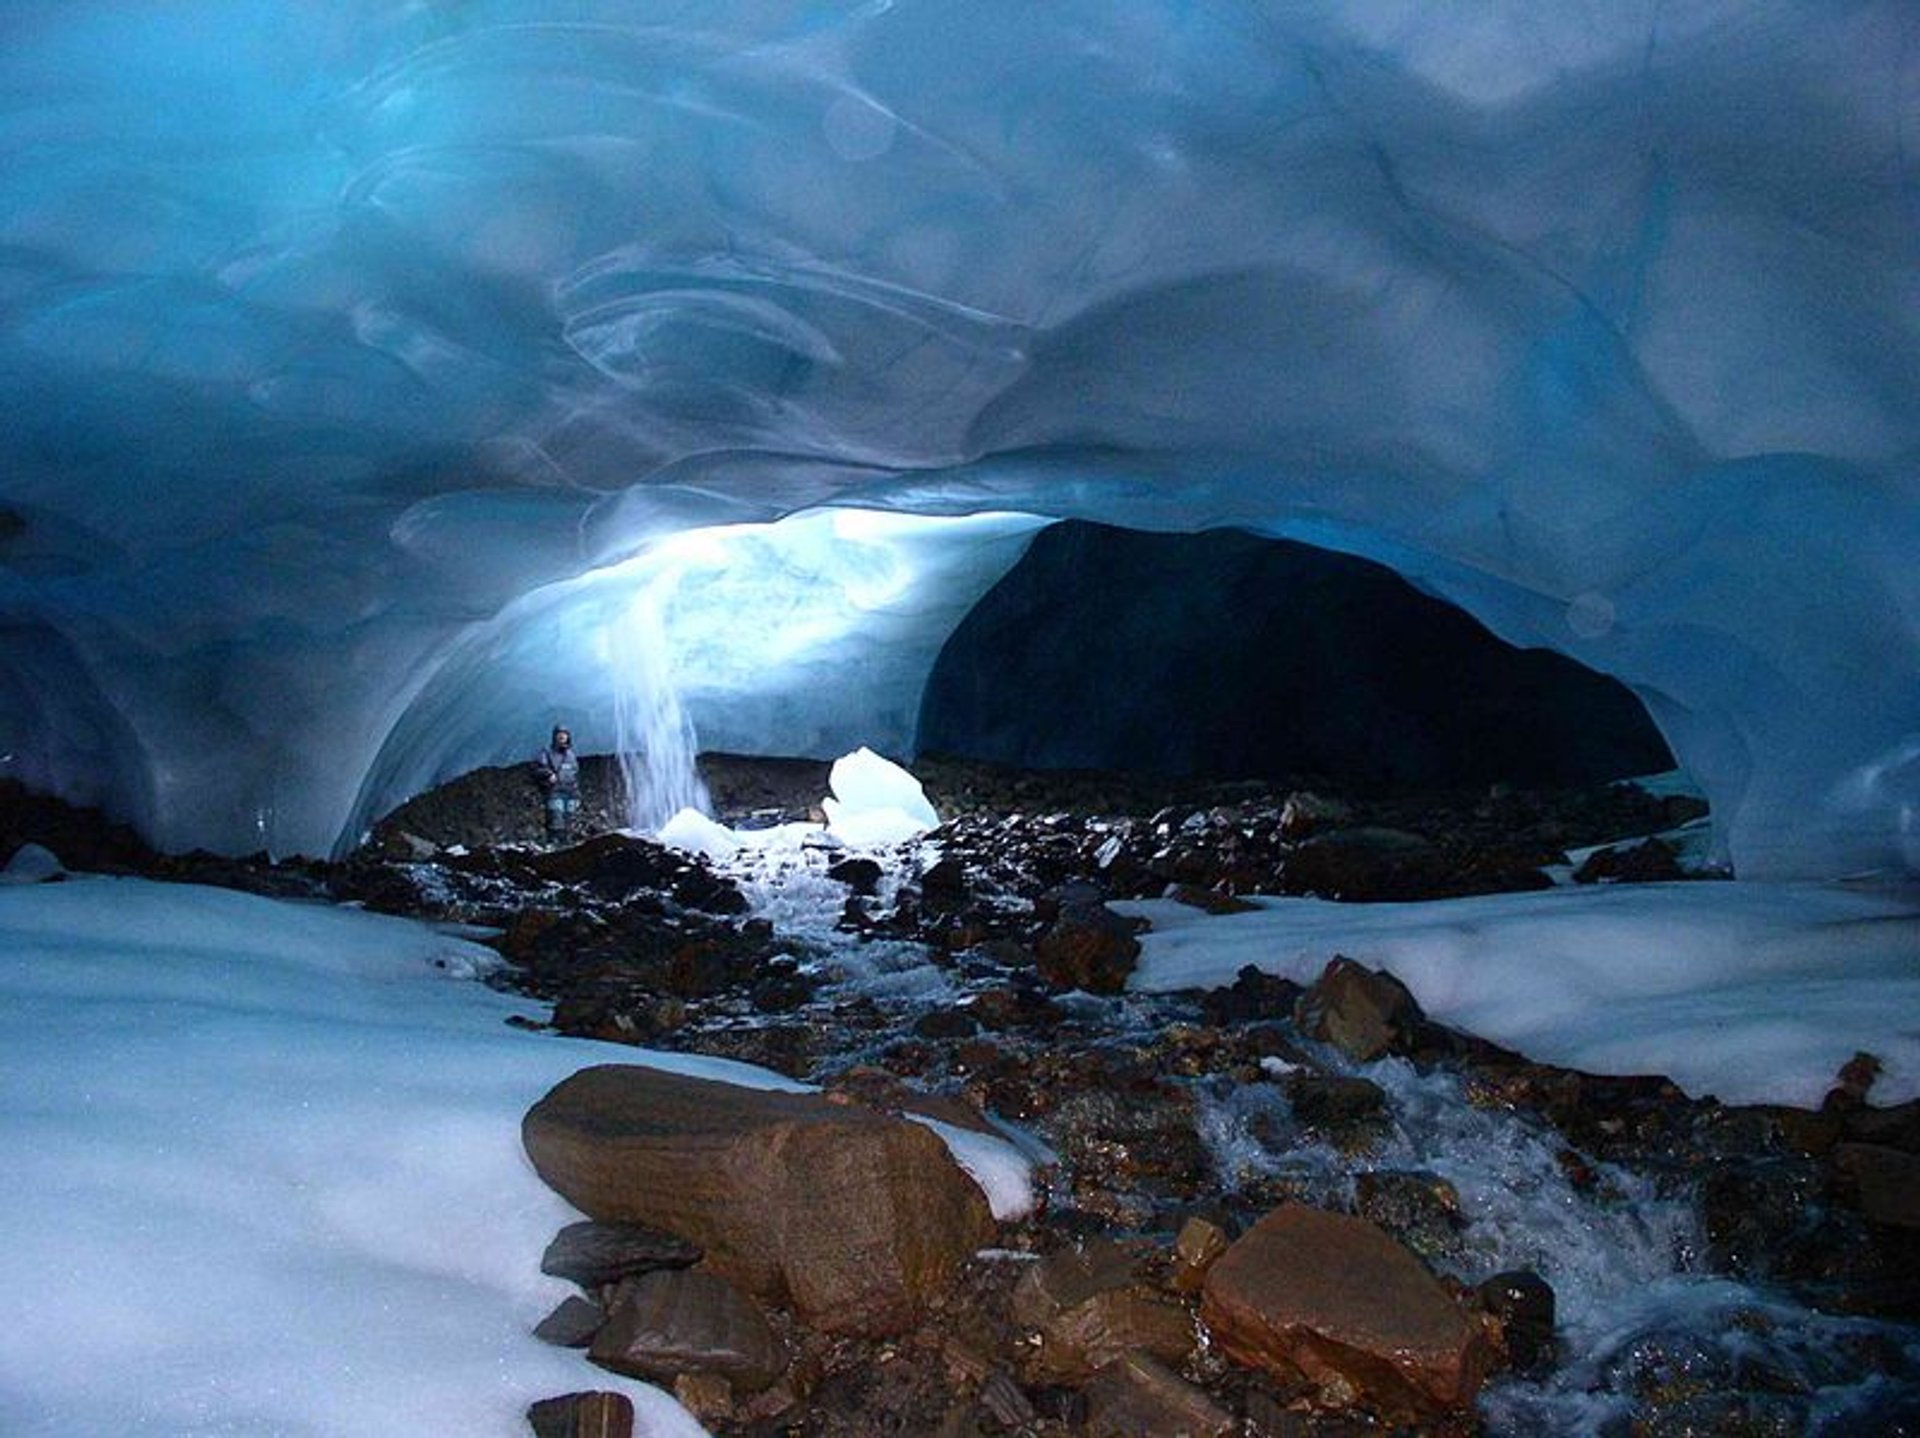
[1122,881,1920,1109]
[0,876,1025,1435]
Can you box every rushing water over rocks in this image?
[13,759,1913,1433]
[382,760,1909,1435]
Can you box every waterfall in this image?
[608,573,711,832]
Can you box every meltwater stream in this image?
[669,829,1920,1433]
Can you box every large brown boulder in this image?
[1200,1204,1492,1422]
[523,1065,996,1336]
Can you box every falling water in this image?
[608,574,711,832]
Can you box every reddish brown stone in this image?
[1082,1352,1234,1438]
[526,1390,634,1438]
[1011,1244,1194,1384]
[1293,956,1423,1061]
[589,1268,787,1392]
[1200,1204,1491,1422]
[523,1065,995,1335]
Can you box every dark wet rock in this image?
[1823,1051,1884,1112]
[1167,883,1261,915]
[550,988,688,1046]
[589,1268,789,1393]
[1277,791,1354,841]
[1352,1171,1465,1262]
[1041,1077,1210,1194]
[1836,1143,1920,1229]
[826,856,883,895]
[1294,957,1423,1062]
[1278,826,1449,902]
[521,832,748,914]
[1573,835,1685,885]
[523,1065,995,1336]
[964,981,1063,1033]
[913,1007,980,1040]
[919,855,971,911]
[526,1390,635,1438]
[748,956,817,1013]
[534,1296,608,1349]
[1200,965,1305,1028]
[540,1220,702,1289]
[1699,1157,1831,1279]
[1083,1351,1234,1438]
[1033,903,1141,995]
[1286,1074,1388,1139]
[1200,1204,1492,1422]
[1473,1270,1556,1373]
[1170,1215,1233,1295]
[1010,1243,1195,1384]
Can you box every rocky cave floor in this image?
[4,760,1918,1436]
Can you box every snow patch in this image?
[1123,880,1920,1108]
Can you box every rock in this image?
[1200,965,1304,1027]
[1294,957,1423,1062]
[1473,1270,1556,1373]
[1010,1241,1138,1324]
[1836,1144,1920,1228]
[1286,1074,1388,1136]
[671,1371,736,1426]
[533,1295,607,1348]
[1573,836,1683,885]
[914,1007,980,1040]
[1167,884,1260,915]
[827,856,884,895]
[1352,1171,1465,1261]
[526,1391,634,1438]
[523,1065,996,1335]
[1082,1352,1234,1438]
[1278,791,1353,841]
[1279,827,1445,902]
[1824,1051,1884,1112]
[1034,904,1141,995]
[1011,1243,1195,1383]
[1170,1215,1232,1294]
[589,1268,788,1393]
[540,1220,703,1288]
[920,856,971,910]
[1200,1203,1492,1422]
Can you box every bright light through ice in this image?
[591,507,1048,793]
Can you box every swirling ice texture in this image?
[0,1,1915,873]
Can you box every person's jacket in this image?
[533,746,579,795]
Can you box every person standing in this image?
[532,725,580,844]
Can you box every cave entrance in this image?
[914,520,1673,794]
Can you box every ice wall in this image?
[0,3,1915,874]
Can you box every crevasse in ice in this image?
[0,2,1915,874]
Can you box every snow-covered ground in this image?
[0,874,1025,1436]
[3,853,1914,1433]
[1123,879,1920,1108]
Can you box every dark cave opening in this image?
[915,521,1673,792]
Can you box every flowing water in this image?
[681,824,1920,1435]
[607,573,711,831]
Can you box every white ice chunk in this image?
[656,806,745,859]
[822,747,938,847]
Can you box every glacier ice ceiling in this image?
[0,1,1916,874]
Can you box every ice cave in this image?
[1,4,1917,1436]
